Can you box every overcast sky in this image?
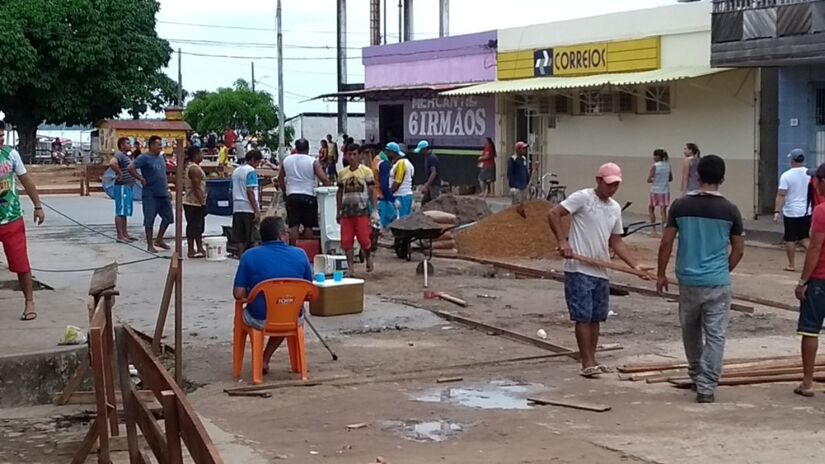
[155,0,678,117]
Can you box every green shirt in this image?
[0,146,26,225]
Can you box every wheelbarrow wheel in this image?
[394,238,410,260]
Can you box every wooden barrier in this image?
[70,292,119,464]
[81,165,109,196]
[116,324,223,464]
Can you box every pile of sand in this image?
[390,212,442,231]
[455,200,570,260]
[421,194,492,225]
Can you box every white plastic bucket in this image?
[203,236,228,261]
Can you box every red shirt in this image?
[811,177,824,207]
[479,146,495,168]
[224,130,236,147]
[811,203,825,280]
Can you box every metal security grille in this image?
[816,85,825,126]
[713,0,815,14]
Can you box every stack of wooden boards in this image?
[424,210,459,258]
[618,355,825,388]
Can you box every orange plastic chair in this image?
[232,278,319,385]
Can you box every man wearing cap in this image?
[415,140,440,204]
[389,143,415,219]
[793,162,825,397]
[775,148,812,272]
[657,155,745,403]
[372,144,396,229]
[548,163,650,378]
[508,141,531,205]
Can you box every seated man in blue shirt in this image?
[233,216,314,372]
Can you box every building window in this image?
[554,94,570,114]
[645,85,671,113]
[579,90,614,114]
[617,91,637,113]
[816,85,825,126]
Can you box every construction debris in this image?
[421,194,492,225]
[527,397,612,413]
[455,201,563,259]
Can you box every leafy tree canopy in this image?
[0,0,177,155]
[184,79,291,147]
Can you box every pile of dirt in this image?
[421,194,492,225]
[455,200,569,260]
[390,212,442,231]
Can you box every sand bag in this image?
[423,210,458,225]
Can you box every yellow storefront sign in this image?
[496,37,660,80]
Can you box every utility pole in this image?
[439,0,449,38]
[336,0,347,137]
[251,61,256,92]
[403,0,413,42]
[277,0,286,161]
[397,0,402,43]
[383,0,387,44]
[177,48,183,105]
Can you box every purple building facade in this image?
[361,31,498,185]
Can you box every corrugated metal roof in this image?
[440,67,731,96]
[100,119,192,131]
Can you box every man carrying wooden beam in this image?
[549,163,650,378]
[792,162,825,397]
[657,155,745,403]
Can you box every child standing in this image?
[648,148,672,235]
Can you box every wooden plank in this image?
[619,355,799,374]
[102,296,119,437]
[88,325,110,462]
[88,263,118,297]
[53,390,157,405]
[438,293,468,307]
[527,397,612,413]
[423,307,577,357]
[161,390,183,464]
[115,327,142,464]
[69,419,100,464]
[153,256,178,354]
[124,325,224,464]
[174,140,185,385]
[669,371,825,388]
[55,361,90,405]
[451,255,756,314]
[436,377,463,384]
[134,391,169,463]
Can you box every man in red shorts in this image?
[336,144,378,275]
[0,120,45,320]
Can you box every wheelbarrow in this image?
[619,201,660,237]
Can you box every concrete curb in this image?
[0,346,88,407]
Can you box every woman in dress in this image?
[478,137,496,197]
[647,148,672,236]
[681,142,701,195]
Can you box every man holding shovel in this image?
[549,163,651,378]
[657,154,745,403]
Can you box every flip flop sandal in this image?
[784,267,796,272]
[596,365,614,374]
[20,311,37,321]
[794,384,815,397]
[580,366,601,378]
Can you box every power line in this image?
[158,20,376,35]
[166,38,363,50]
[179,50,361,61]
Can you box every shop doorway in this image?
[379,104,404,144]
[514,108,546,173]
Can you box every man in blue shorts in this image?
[109,137,137,242]
[549,163,651,378]
[129,135,173,253]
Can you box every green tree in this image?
[0,0,177,157]
[184,79,292,147]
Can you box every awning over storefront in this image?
[310,83,471,102]
[440,67,730,96]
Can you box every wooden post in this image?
[152,257,178,354]
[115,327,142,463]
[174,138,184,384]
[160,390,183,464]
[103,294,119,437]
[89,323,110,462]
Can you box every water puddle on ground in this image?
[414,380,543,410]
[384,420,464,442]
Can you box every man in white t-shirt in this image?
[774,148,812,272]
[548,163,651,378]
[278,138,331,244]
[231,149,263,256]
[387,142,415,219]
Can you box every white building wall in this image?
[497,1,711,52]
[285,114,366,154]
[541,69,757,216]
